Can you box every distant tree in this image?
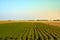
[8,20,11,21]
[36,20,40,21]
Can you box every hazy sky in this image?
[0,0,60,20]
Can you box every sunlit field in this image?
[40,21,60,27]
[0,21,60,40]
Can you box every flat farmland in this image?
[0,21,60,40]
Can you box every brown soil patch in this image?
[0,22,11,24]
[0,21,17,24]
[40,21,60,27]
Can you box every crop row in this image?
[0,22,60,40]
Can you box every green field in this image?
[0,22,60,40]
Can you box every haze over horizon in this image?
[0,0,60,20]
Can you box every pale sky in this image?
[0,0,60,20]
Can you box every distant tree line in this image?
[36,20,48,21]
[53,19,60,21]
